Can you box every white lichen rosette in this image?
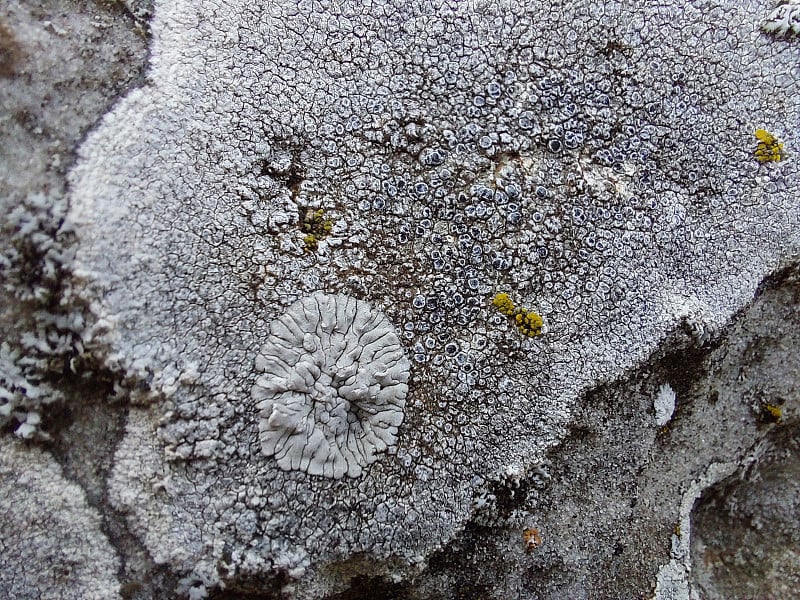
[252,292,410,479]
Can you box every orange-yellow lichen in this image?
[761,402,783,423]
[492,292,516,316]
[754,129,786,163]
[492,293,543,337]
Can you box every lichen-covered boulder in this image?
[60,0,800,596]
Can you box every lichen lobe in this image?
[252,292,410,479]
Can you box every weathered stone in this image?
[1,1,799,598]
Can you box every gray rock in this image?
[2,0,799,598]
[0,439,121,599]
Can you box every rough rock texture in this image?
[1,0,799,598]
[0,439,121,599]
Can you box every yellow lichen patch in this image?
[518,310,543,336]
[492,292,543,337]
[303,234,319,251]
[300,208,333,251]
[492,292,516,316]
[754,129,786,163]
[761,402,783,423]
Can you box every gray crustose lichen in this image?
[252,292,410,479]
[60,0,800,596]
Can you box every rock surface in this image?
[1,1,799,598]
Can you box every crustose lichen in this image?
[492,292,543,337]
[300,208,333,251]
[754,129,786,163]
